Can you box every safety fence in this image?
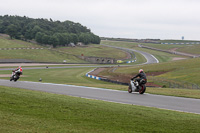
[139,44,199,58]
[161,42,200,45]
[0,47,44,50]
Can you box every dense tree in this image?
[5,24,18,39]
[42,34,49,44]
[31,25,42,39]
[70,33,78,44]
[35,32,44,43]
[0,15,100,46]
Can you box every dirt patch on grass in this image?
[89,68,107,75]
[170,48,179,52]
[146,71,169,76]
[124,52,131,60]
[89,67,166,87]
[172,57,187,61]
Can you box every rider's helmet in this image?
[139,69,143,73]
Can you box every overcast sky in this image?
[1,0,200,40]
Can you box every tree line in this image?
[0,15,100,47]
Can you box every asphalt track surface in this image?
[1,79,200,114]
[100,44,159,64]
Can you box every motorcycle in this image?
[128,79,146,94]
[10,70,21,82]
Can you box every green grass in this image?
[1,86,200,133]
[0,49,87,63]
[142,43,200,55]
[137,41,200,55]
[102,58,200,86]
[146,87,200,99]
[135,47,188,63]
[0,37,87,63]
[0,36,42,48]
[0,37,132,63]
[0,67,126,90]
[57,44,128,59]
[176,45,200,55]
[101,40,138,48]
[142,43,184,50]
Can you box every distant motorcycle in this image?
[10,70,21,82]
[128,79,146,94]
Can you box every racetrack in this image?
[1,46,199,114]
[101,44,159,64]
[1,79,200,114]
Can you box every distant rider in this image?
[13,66,23,76]
[131,69,147,86]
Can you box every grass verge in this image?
[0,86,200,133]
[146,87,200,99]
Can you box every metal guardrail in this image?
[139,44,200,58]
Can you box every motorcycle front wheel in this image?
[128,84,132,93]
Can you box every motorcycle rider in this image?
[10,66,23,81]
[15,66,23,75]
[12,66,23,78]
[131,69,147,87]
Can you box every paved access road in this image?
[1,79,200,114]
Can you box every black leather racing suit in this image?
[132,72,147,84]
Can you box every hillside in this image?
[99,40,200,89]
[0,15,100,47]
[0,35,131,63]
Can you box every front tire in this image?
[139,85,146,94]
[128,84,132,93]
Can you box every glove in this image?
[131,78,134,80]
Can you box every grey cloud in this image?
[0,0,200,40]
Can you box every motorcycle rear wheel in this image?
[139,85,146,94]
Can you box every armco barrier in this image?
[86,74,101,80]
[85,69,101,80]
[85,68,128,85]
[126,60,136,63]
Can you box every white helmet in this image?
[139,69,143,73]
